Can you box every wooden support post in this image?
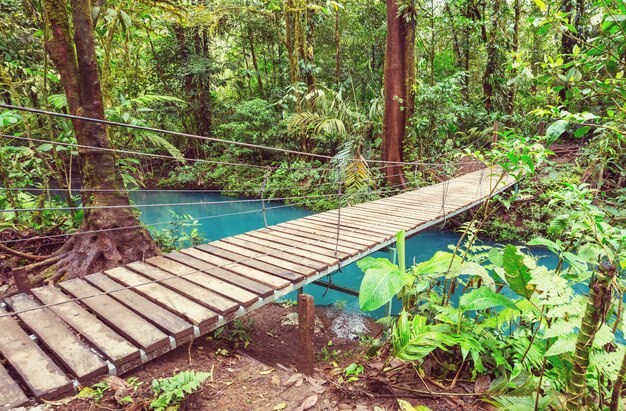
[492,120,499,146]
[298,293,315,375]
[12,268,31,294]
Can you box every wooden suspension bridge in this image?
[0,167,514,408]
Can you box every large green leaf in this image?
[545,119,568,145]
[391,311,451,361]
[358,257,405,311]
[503,245,535,300]
[460,287,519,312]
[413,251,462,275]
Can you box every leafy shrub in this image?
[150,370,211,411]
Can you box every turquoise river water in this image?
[131,191,558,319]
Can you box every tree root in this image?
[53,226,160,280]
[22,255,61,272]
[0,243,51,261]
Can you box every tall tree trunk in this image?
[247,25,265,99]
[382,0,409,188]
[559,0,584,104]
[284,0,298,84]
[335,7,341,85]
[506,0,521,115]
[43,0,159,279]
[482,0,500,113]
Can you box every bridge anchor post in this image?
[298,293,315,375]
[12,268,31,294]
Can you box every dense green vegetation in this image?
[1,0,626,409]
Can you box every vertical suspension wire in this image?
[260,167,271,229]
[334,161,344,260]
[440,165,450,227]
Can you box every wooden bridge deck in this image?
[0,167,514,407]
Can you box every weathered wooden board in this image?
[166,251,268,301]
[5,293,107,382]
[261,228,361,255]
[0,305,73,399]
[59,279,169,353]
[30,286,139,366]
[208,241,317,277]
[237,233,338,266]
[304,214,396,238]
[276,220,375,246]
[243,232,341,264]
[221,236,327,271]
[192,244,304,282]
[127,260,240,315]
[105,267,217,330]
[249,230,354,259]
[85,273,193,342]
[160,251,289,290]
[0,362,28,409]
[281,220,380,244]
[300,215,394,239]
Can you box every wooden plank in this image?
[277,220,375,245]
[166,252,267,301]
[193,244,305,282]
[236,233,339,266]
[282,220,381,244]
[0,305,73,399]
[209,241,317,277]
[127,260,240,315]
[262,228,361,254]
[321,211,409,232]
[5,293,107,382]
[314,211,406,232]
[248,230,357,260]
[0,363,28,409]
[361,200,451,217]
[330,211,420,232]
[351,202,436,218]
[85,273,193,342]
[244,232,342,265]
[105,267,217,330]
[260,228,361,256]
[300,215,394,239]
[305,214,397,237]
[30,285,139,366]
[248,230,352,259]
[158,252,290,290]
[269,226,367,253]
[58,279,169,353]
[221,236,327,271]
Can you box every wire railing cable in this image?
[0,187,490,319]
[0,181,413,246]
[0,104,486,167]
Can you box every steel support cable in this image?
[0,166,418,214]
[0,165,419,197]
[0,104,485,167]
[0,187,488,319]
[0,181,414,246]
[0,134,450,198]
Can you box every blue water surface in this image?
[131,191,559,318]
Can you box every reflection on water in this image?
[132,191,559,326]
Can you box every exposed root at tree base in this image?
[53,227,161,280]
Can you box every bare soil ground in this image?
[15,303,494,411]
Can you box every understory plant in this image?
[358,180,626,410]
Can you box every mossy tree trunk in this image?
[567,265,616,410]
[43,0,160,279]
